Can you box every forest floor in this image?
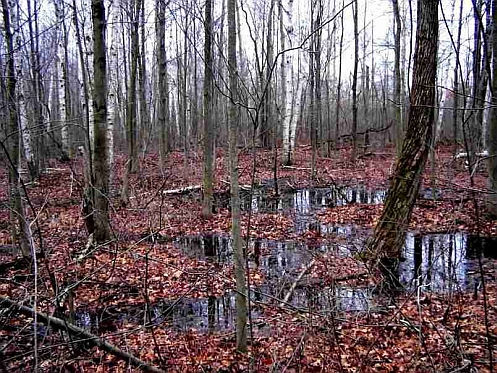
[1,145,497,372]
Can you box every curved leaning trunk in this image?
[367,0,439,262]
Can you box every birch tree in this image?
[281,0,299,166]
[2,0,32,257]
[10,0,36,177]
[55,0,70,159]
[107,0,117,189]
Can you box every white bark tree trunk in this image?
[55,0,69,158]
[107,1,117,190]
[281,0,299,166]
[82,0,95,151]
[10,0,35,175]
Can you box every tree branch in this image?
[0,296,165,373]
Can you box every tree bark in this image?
[367,0,438,260]
[127,0,140,173]
[350,0,358,164]
[157,0,168,169]
[334,0,344,150]
[202,0,214,219]
[55,0,70,160]
[1,0,32,257]
[11,0,36,177]
[281,0,298,166]
[227,0,247,353]
[92,0,110,243]
[392,0,402,156]
[488,0,497,216]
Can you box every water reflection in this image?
[75,293,240,333]
[175,234,232,264]
[176,232,497,297]
[174,235,354,270]
[399,233,497,293]
[215,185,387,214]
[76,231,496,334]
[251,186,386,214]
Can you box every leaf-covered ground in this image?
[1,145,496,372]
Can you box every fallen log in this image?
[162,185,202,195]
[280,259,316,307]
[0,296,165,373]
[281,165,312,171]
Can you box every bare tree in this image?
[367,0,438,261]
[92,0,110,242]
[2,0,32,257]
[392,0,402,156]
[281,0,299,166]
[55,0,70,160]
[157,0,168,169]
[202,0,215,219]
[488,0,497,216]
[11,0,36,177]
[350,0,359,163]
[227,0,247,352]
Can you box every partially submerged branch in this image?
[0,296,166,373]
[280,259,316,307]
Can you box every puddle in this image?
[75,293,248,333]
[399,233,497,293]
[75,233,495,334]
[214,185,387,214]
[75,182,495,335]
[175,232,497,295]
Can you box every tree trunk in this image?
[121,0,141,204]
[281,0,298,166]
[488,0,497,216]
[309,1,316,178]
[350,0,358,164]
[26,0,43,173]
[367,0,438,261]
[2,0,32,257]
[11,0,36,177]
[107,2,117,191]
[453,0,464,151]
[392,0,402,156]
[55,0,70,160]
[334,0,344,150]
[138,0,149,154]
[128,0,140,173]
[202,0,215,219]
[227,0,247,353]
[92,0,110,243]
[157,0,168,169]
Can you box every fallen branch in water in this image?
[0,296,166,373]
[280,259,316,307]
